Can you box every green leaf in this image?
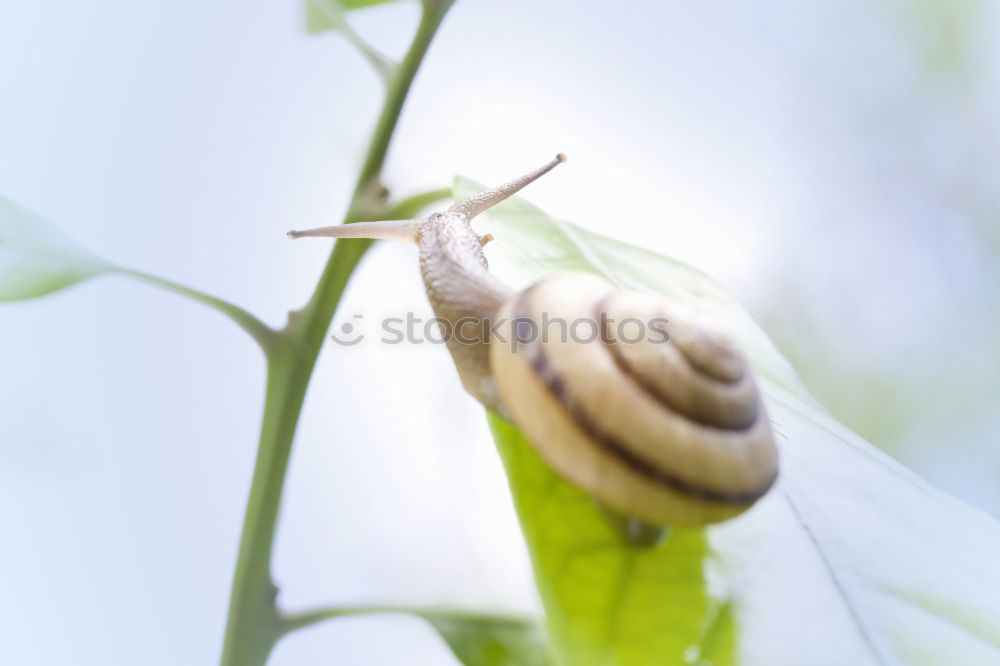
[305,0,400,34]
[341,0,401,8]
[457,176,1000,665]
[489,413,731,666]
[0,195,113,300]
[306,0,348,33]
[0,195,272,347]
[425,612,552,666]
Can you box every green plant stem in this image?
[387,188,452,219]
[307,0,397,84]
[351,1,455,201]
[341,21,398,84]
[121,268,275,350]
[219,4,454,665]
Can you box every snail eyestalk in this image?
[287,220,420,243]
[448,153,567,220]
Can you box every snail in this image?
[288,155,778,530]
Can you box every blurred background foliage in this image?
[754,0,999,514]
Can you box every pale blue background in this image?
[1,1,998,664]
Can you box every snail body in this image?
[416,209,512,407]
[289,155,778,527]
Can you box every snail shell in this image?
[490,272,777,526]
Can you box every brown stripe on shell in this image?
[513,288,776,505]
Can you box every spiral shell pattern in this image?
[489,272,778,526]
